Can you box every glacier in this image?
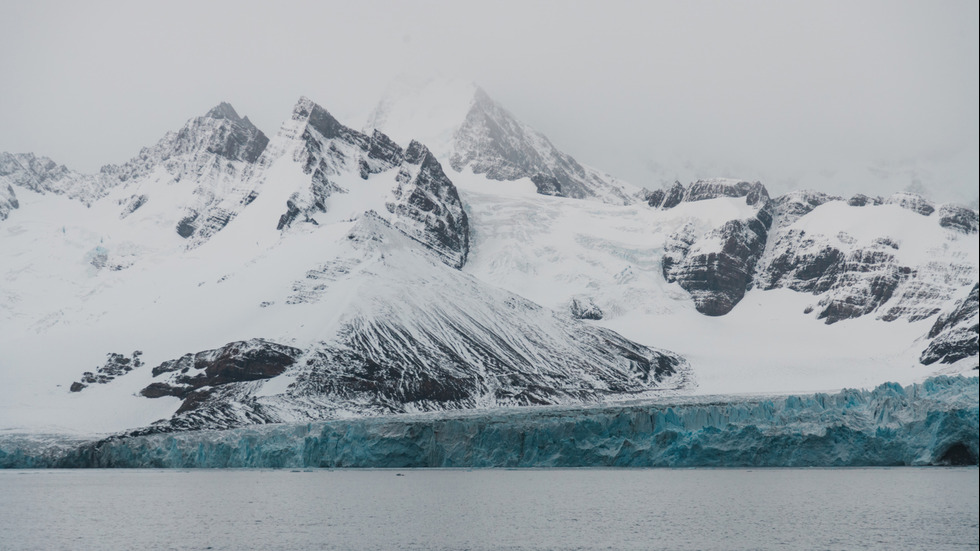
[2,376,975,468]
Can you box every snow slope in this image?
[456,176,978,394]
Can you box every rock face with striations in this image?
[386,141,469,268]
[921,284,979,366]
[755,192,977,324]
[0,152,104,204]
[272,97,469,269]
[659,179,774,316]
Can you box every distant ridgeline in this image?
[2,376,976,468]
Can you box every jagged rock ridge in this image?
[270,97,470,269]
[365,77,637,205]
[658,179,774,316]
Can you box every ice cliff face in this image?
[365,77,637,204]
[4,376,975,468]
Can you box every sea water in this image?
[1,468,976,550]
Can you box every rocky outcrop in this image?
[0,183,17,220]
[660,179,774,316]
[3,103,269,212]
[140,339,303,418]
[0,152,104,204]
[644,181,685,209]
[847,193,883,207]
[921,284,979,366]
[70,351,144,392]
[569,297,603,320]
[886,192,935,216]
[771,191,843,229]
[756,193,976,324]
[386,141,469,268]
[938,204,979,234]
[277,97,470,269]
[448,88,634,205]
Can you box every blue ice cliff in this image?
[2,376,977,468]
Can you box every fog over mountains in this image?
[1,2,976,206]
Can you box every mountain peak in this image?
[365,76,479,153]
[205,102,242,121]
[365,76,637,205]
[292,96,346,141]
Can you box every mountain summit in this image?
[365,76,638,204]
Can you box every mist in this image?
[1,0,976,204]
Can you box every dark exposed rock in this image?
[758,234,845,295]
[530,173,562,196]
[938,204,979,234]
[201,102,270,164]
[847,194,883,207]
[277,98,412,233]
[569,298,603,320]
[886,192,935,216]
[661,180,774,316]
[684,179,768,203]
[921,283,979,365]
[141,339,303,416]
[257,101,469,267]
[664,215,772,316]
[176,214,198,238]
[643,188,665,208]
[70,351,143,392]
[119,194,148,218]
[148,339,301,386]
[276,196,302,230]
[661,182,685,209]
[757,193,974,324]
[772,191,843,229]
[644,181,685,209]
[759,230,914,324]
[386,141,469,268]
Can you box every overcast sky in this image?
[1,0,977,204]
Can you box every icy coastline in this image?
[2,376,977,468]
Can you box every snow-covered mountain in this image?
[0,87,976,438]
[365,76,638,204]
[0,97,687,435]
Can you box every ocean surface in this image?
[1,468,977,550]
